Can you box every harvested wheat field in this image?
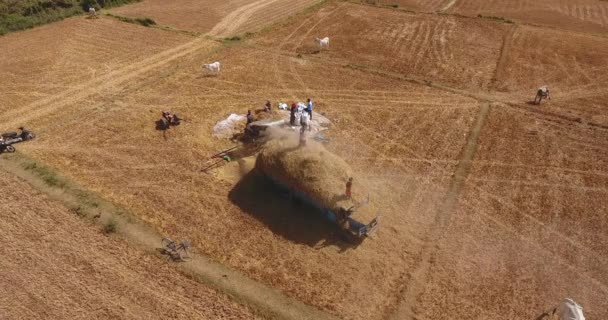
[2,0,608,319]
[0,16,195,114]
[0,172,258,320]
[373,0,448,12]
[410,106,608,320]
[448,0,608,33]
[255,2,509,92]
[7,37,480,318]
[494,25,608,104]
[111,0,321,36]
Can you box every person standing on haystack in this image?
[290,102,297,126]
[264,100,271,112]
[345,177,353,199]
[306,98,313,120]
[246,110,254,125]
[300,108,311,132]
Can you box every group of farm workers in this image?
[245,99,314,126]
[289,98,313,146]
[291,98,314,125]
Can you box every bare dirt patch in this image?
[0,172,258,320]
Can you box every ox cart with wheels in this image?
[255,138,380,243]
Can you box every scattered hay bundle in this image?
[255,131,363,214]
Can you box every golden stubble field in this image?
[0,173,259,320]
[111,0,322,36]
[2,1,608,319]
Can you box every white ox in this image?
[315,37,330,50]
[88,7,96,16]
[203,62,221,76]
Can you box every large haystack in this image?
[255,131,375,223]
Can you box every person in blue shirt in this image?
[306,98,313,120]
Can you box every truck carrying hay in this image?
[255,133,379,240]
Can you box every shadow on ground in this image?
[228,170,356,251]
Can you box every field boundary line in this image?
[347,64,608,132]
[491,23,518,90]
[210,0,284,37]
[346,64,494,102]
[0,153,339,320]
[388,102,491,320]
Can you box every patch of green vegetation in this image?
[20,160,66,188]
[0,0,141,36]
[220,32,258,45]
[223,35,242,42]
[103,218,117,234]
[477,14,514,24]
[302,0,332,15]
[384,4,399,8]
[106,13,156,26]
[81,0,141,11]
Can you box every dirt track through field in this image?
[492,24,518,89]
[0,30,213,129]
[440,0,458,12]
[2,35,207,123]
[389,102,491,320]
[209,0,283,37]
[0,155,338,320]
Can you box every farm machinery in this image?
[0,127,36,153]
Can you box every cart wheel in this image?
[6,145,15,153]
[178,248,192,261]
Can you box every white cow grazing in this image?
[203,62,221,76]
[89,7,96,16]
[315,37,330,50]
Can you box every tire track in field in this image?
[491,24,518,89]
[1,37,212,128]
[553,1,608,28]
[287,3,347,96]
[389,102,491,320]
[440,0,458,12]
[272,3,344,100]
[209,0,282,37]
[236,0,321,35]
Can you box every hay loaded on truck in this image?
[256,137,379,241]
